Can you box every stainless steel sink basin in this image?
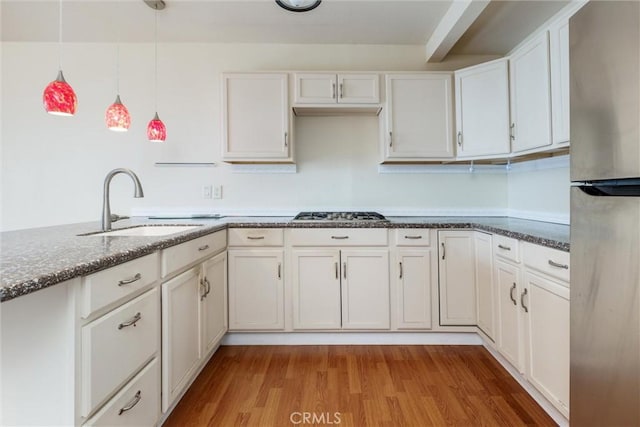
[83,225,202,237]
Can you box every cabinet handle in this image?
[498,244,511,251]
[404,235,422,240]
[247,236,265,240]
[441,242,445,260]
[118,312,142,330]
[200,278,207,301]
[284,132,288,148]
[277,263,281,279]
[335,262,339,279]
[343,262,347,279]
[118,273,142,286]
[205,277,211,297]
[510,283,517,306]
[331,236,349,240]
[521,288,529,313]
[118,390,142,416]
[548,260,569,269]
[457,131,463,148]
[339,83,343,99]
[389,131,393,147]
[332,82,336,99]
[399,262,403,279]
[510,123,516,140]
[198,245,210,251]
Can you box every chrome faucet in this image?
[102,168,144,231]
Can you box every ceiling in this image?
[1,0,569,57]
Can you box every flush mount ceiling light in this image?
[43,0,77,116]
[275,0,321,12]
[146,0,166,142]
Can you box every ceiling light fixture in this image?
[275,0,321,12]
[105,13,131,132]
[43,0,77,116]
[146,0,166,142]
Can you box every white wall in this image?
[1,41,510,231]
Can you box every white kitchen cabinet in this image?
[200,252,227,357]
[394,249,434,330]
[474,232,494,340]
[161,267,202,413]
[228,249,285,330]
[494,258,524,373]
[294,73,380,104]
[438,231,477,326]
[454,59,511,159]
[549,18,570,146]
[222,73,292,162]
[509,32,553,153]
[382,74,454,161]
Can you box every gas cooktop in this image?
[293,212,388,221]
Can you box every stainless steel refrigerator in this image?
[570,1,640,425]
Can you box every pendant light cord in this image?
[116,0,120,95]
[58,0,63,71]
[154,6,158,112]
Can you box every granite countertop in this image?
[0,216,569,303]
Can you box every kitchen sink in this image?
[81,225,202,237]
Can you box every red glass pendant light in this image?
[147,1,166,142]
[43,0,77,116]
[105,95,131,131]
[147,112,166,142]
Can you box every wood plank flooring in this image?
[163,345,556,427]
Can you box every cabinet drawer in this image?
[82,253,159,319]
[81,287,159,417]
[161,230,226,277]
[289,228,388,246]
[228,228,283,246]
[394,229,431,246]
[493,235,520,263]
[84,358,159,427]
[523,242,570,284]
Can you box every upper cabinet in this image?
[454,59,511,159]
[549,18,570,145]
[222,73,292,163]
[508,32,553,154]
[294,73,380,104]
[381,73,454,162]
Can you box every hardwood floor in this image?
[164,345,556,427]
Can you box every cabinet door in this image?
[338,74,380,104]
[294,73,337,104]
[222,73,290,161]
[455,59,511,159]
[524,271,570,417]
[383,74,454,160]
[495,259,523,372]
[438,231,476,325]
[474,232,495,340]
[228,249,284,330]
[341,249,390,329]
[161,267,201,412]
[291,249,342,330]
[395,249,433,330]
[509,33,552,153]
[200,252,227,356]
[549,18,570,145]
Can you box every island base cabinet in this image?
[524,271,570,417]
[228,249,285,330]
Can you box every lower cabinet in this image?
[394,249,434,329]
[291,248,390,330]
[494,258,524,373]
[474,232,494,339]
[228,249,285,330]
[438,231,477,325]
[201,252,228,355]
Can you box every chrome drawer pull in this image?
[205,277,211,297]
[118,273,142,286]
[277,263,282,279]
[331,236,349,240]
[510,283,517,306]
[404,235,422,240]
[247,236,265,240]
[198,245,210,251]
[399,262,403,279]
[548,260,569,269]
[498,244,511,251]
[118,312,142,330]
[200,278,207,301]
[441,243,445,260]
[343,262,347,279]
[335,262,339,279]
[521,289,529,313]
[118,390,142,415]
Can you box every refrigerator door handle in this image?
[574,179,640,197]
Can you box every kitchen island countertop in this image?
[1,216,569,302]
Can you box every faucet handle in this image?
[110,214,129,223]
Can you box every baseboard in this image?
[222,332,482,346]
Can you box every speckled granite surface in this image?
[1,216,569,303]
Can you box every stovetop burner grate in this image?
[293,212,388,221]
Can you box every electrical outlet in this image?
[202,185,213,199]
[213,185,223,199]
